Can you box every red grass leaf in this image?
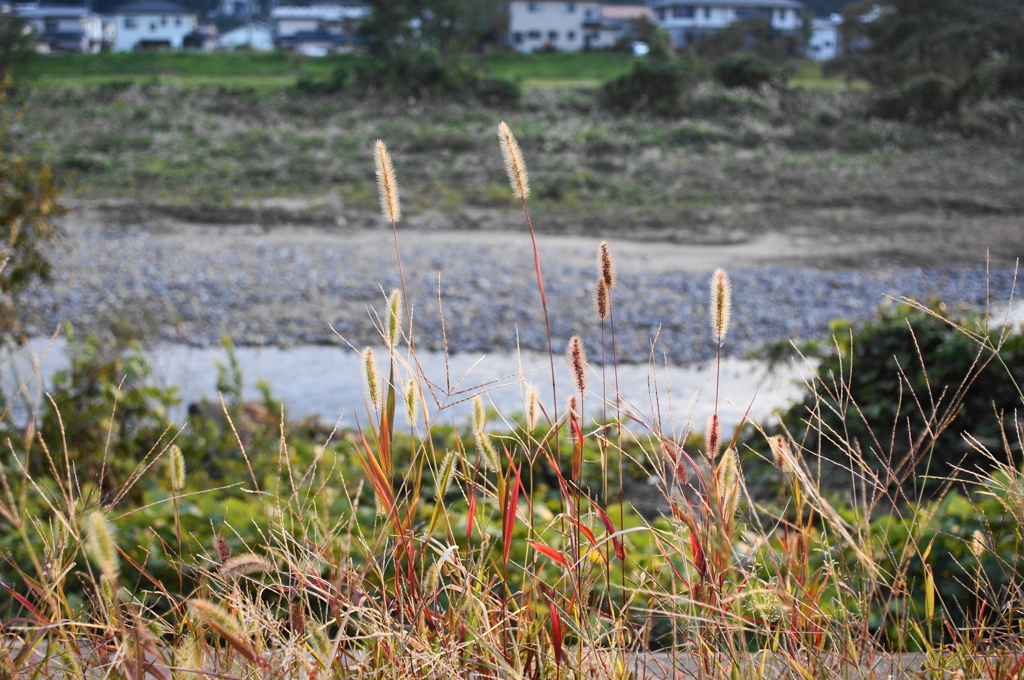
[570,411,583,481]
[502,462,521,564]
[563,515,599,552]
[550,599,563,666]
[528,540,568,567]
[589,500,626,562]
[467,486,477,541]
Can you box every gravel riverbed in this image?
[22,213,1021,365]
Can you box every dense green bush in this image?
[868,73,959,123]
[296,51,521,106]
[601,50,703,115]
[713,52,791,89]
[758,303,1024,490]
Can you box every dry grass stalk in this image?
[498,121,530,200]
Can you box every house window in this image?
[513,31,524,43]
[527,29,541,39]
[548,29,557,40]
[567,29,575,40]
[160,15,167,25]
[564,2,575,11]
[528,2,542,12]
[672,6,694,18]
[779,9,787,21]
[175,16,182,26]
[124,15,137,28]
[704,7,711,18]
[44,18,59,31]
[150,22,157,31]
[657,8,666,20]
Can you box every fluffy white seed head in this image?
[374,139,401,223]
[498,121,530,200]
[709,268,732,345]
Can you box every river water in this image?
[6,337,815,436]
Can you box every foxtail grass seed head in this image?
[219,553,274,580]
[405,378,418,423]
[662,440,689,486]
[476,427,501,474]
[596,278,609,319]
[434,451,457,500]
[362,348,379,408]
[598,241,615,290]
[188,599,243,639]
[167,444,185,492]
[525,383,539,431]
[374,139,401,223]
[498,121,530,200]
[769,434,797,484]
[473,395,486,432]
[85,511,119,581]
[971,529,986,559]
[289,601,305,637]
[705,414,721,460]
[214,533,231,565]
[709,268,732,345]
[386,289,402,348]
[716,446,740,515]
[567,335,587,395]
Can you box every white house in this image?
[14,3,105,53]
[220,21,273,50]
[272,5,367,55]
[806,15,839,60]
[112,0,197,52]
[580,2,655,50]
[652,0,805,49]
[507,0,603,52]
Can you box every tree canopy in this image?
[835,0,1024,93]
[357,0,506,62]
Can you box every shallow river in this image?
[7,338,815,435]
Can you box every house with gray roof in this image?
[14,4,106,53]
[652,0,805,49]
[112,0,197,51]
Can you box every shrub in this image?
[297,51,521,106]
[713,52,790,89]
[758,302,1024,491]
[0,81,66,335]
[868,73,959,123]
[601,50,703,115]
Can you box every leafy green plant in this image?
[713,52,791,90]
[601,49,704,115]
[760,302,1024,492]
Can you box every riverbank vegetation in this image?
[1,120,1023,676]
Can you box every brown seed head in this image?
[769,434,797,484]
[213,534,231,564]
[290,601,305,637]
[705,413,721,460]
[661,440,689,486]
[597,241,616,289]
[595,278,609,320]
[709,268,732,345]
[567,335,587,395]
[497,121,530,200]
[374,139,401,223]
